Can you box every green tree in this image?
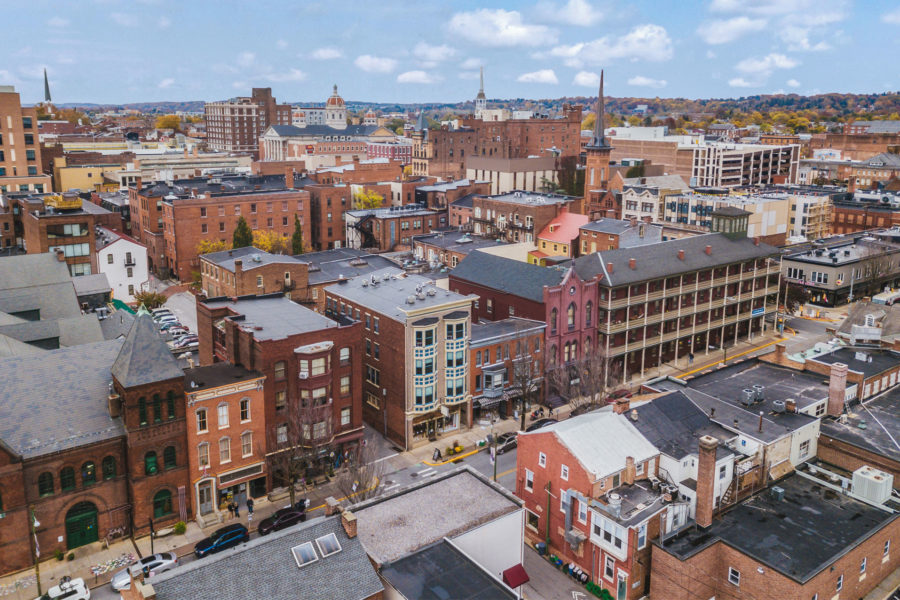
[232,216,253,248]
[291,215,305,255]
[625,164,645,179]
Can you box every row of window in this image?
[195,398,251,433]
[138,392,178,427]
[474,338,540,367]
[37,457,118,496]
[549,302,592,335]
[197,432,253,467]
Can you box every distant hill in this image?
[53,91,900,119]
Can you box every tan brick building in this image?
[205,87,291,156]
[0,85,51,193]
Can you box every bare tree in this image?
[575,345,621,409]
[509,353,544,431]
[546,362,582,410]
[264,403,334,509]
[335,441,384,503]
[854,241,897,300]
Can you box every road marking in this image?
[680,327,797,378]
[417,467,436,478]
[572,592,587,600]
[382,483,401,493]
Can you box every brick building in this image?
[529,209,589,264]
[205,87,291,155]
[412,231,508,268]
[128,172,311,281]
[325,269,473,450]
[578,218,663,254]
[465,156,561,195]
[0,85,51,193]
[344,205,446,252]
[183,363,267,524]
[197,294,365,485]
[413,178,492,211]
[200,245,308,301]
[452,190,580,244]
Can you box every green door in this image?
[65,502,98,549]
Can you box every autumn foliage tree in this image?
[353,189,385,210]
[155,114,182,131]
[196,239,230,255]
[251,230,290,254]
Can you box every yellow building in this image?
[527,210,588,265]
[52,156,119,192]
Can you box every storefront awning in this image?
[502,564,530,588]
[474,395,504,409]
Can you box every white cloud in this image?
[787,78,801,87]
[158,78,175,89]
[311,47,342,60]
[628,75,667,88]
[781,25,830,51]
[882,7,900,24]
[354,54,398,73]
[277,39,288,50]
[261,68,306,83]
[573,71,600,87]
[697,17,767,44]
[397,70,440,84]
[460,57,482,69]
[553,24,673,65]
[448,9,557,47]
[110,12,138,27]
[536,0,603,26]
[736,53,798,74]
[517,69,558,84]
[56,55,75,65]
[458,71,481,80]
[236,52,255,67]
[706,50,717,59]
[711,0,816,15]
[413,42,456,63]
[728,77,755,87]
[47,17,69,27]
[158,16,171,29]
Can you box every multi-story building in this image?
[848,152,900,190]
[291,85,348,129]
[0,85,51,193]
[412,231,508,268]
[832,197,900,234]
[324,269,473,450]
[465,156,561,195]
[183,363,267,525]
[846,120,900,135]
[529,209,589,264]
[366,139,412,164]
[95,226,148,303]
[198,245,306,300]
[578,218,663,254]
[452,190,580,244]
[197,294,365,482]
[781,237,900,306]
[469,317,545,422]
[205,87,291,155]
[344,204,446,252]
[100,151,254,190]
[662,193,791,246]
[128,172,311,280]
[413,178,491,211]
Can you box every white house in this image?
[96,226,148,303]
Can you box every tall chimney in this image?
[677,249,685,260]
[705,245,712,255]
[285,167,294,190]
[341,510,357,539]
[613,397,630,414]
[629,216,637,227]
[774,343,786,361]
[607,261,614,274]
[135,175,143,190]
[753,237,760,246]
[193,145,199,157]
[695,435,719,529]
[827,362,849,416]
[629,258,636,270]
[624,456,636,485]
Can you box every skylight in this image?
[315,532,342,557]
[291,542,318,568]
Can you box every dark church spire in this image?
[43,68,51,103]
[591,70,609,149]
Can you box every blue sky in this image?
[3,0,900,105]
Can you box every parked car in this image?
[172,336,198,348]
[194,523,249,558]
[35,577,90,600]
[158,321,183,331]
[605,389,632,403]
[166,327,190,337]
[257,508,307,536]
[151,311,174,321]
[525,418,558,432]
[110,552,178,591]
[494,432,518,455]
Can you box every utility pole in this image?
[491,419,498,482]
[149,517,155,555]
[31,506,41,596]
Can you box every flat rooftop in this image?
[414,232,508,254]
[298,248,398,286]
[346,205,438,219]
[819,388,900,463]
[203,295,338,340]
[809,346,900,379]
[201,246,299,272]
[139,174,290,199]
[784,239,900,266]
[352,468,521,565]
[656,474,898,583]
[184,362,264,392]
[471,317,545,345]
[482,190,576,206]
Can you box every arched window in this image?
[102,456,116,480]
[145,451,158,475]
[550,308,558,335]
[163,446,176,469]
[567,303,576,330]
[152,489,173,518]
[38,472,54,497]
[563,343,570,363]
[550,345,558,364]
[138,397,147,426]
[166,391,176,420]
[571,341,578,362]
[81,461,96,486]
[584,337,592,355]
[60,467,76,491]
[585,301,593,327]
[153,394,162,423]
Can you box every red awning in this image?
[502,563,530,588]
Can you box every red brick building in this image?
[197,294,365,486]
[414,179,492,211]
[345,205,447,252]
[454,190,581,244]
[205,87,291,156]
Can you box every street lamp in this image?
[31,506,42,596]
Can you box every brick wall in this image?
[449,277,545,323]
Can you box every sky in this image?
[3,0,900,105]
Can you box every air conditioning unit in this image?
[852,465,894,505]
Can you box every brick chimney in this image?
[613,397,630,414]
[135,176,143,190]
[695,435,719,529]
[753,237,760,246]
[55,249,66,262]
[624,456,635,485]
[285,167,294,190]
[629,216,637,227]
[341,510,357,539]
[183,147,188,158]
[827,362,849,416]
[324,496,340,516]
[705,245,712,255]
[629,258,636,270]
[774,343,786,362]
[193,145,199,157]
[677,249,685,260]
[606,261,614,274]
[134,158,141,170]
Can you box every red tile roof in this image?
[537,212,589,244]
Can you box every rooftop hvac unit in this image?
[741,388,755,406]
[772,400,786,413]
[769,486,785,501]
[753,385,765,401]
[852,466,894,505]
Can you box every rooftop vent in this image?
[406,295,416,304]
[772,400,786,413]
[426,288,436,296]
[741,389,755,406]
[752,384,765,401]
[251,254,262,263]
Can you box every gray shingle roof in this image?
[573,233,777,287]
[0,339,126,458]
[629,391,734,460]
[111,313,184,387]
[202,246,299,272]
[450,250,566,302]
[0,314,104,347]
[0,253,72,290]
[151,516,383,600]
[299,248,399,285]
[71,273,111,297]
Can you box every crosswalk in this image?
[416,467,437,478]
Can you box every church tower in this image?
[585,70,612,190]
[325,84,347,130]
[474,67,486,119]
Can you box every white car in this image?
[35,577,90,600]
[109,552,178,591]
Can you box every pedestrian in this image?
[233,501,240,518]
[689,352,695,365]
[246,497,254,516]
[226,501,235,521]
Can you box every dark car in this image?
[525,418,558,432]
[495,432,518,455]
[258,508,306,536]
[194,523,249,558]
[605,389,632,403]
